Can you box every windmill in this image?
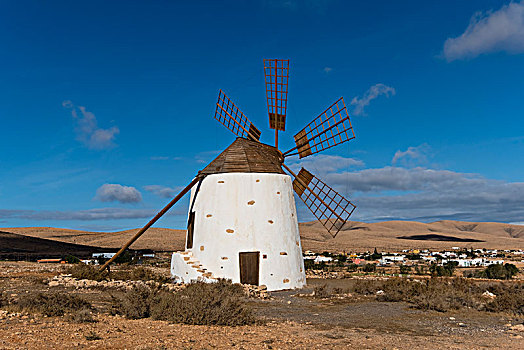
[100,59,356,291]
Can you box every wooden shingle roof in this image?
[200,138,284,175]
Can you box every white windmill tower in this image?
[100,59,357,291]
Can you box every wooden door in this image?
[239,251,260,285]
[186,211,195,249]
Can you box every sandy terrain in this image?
[1,262,523,349]
[2,220,524,253]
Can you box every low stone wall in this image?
[47,274,183,292]
[47,274,271,299]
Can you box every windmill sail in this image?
[284,97,355,158]
[291,167,356,238]
[264,59,289,131]
[214,89,261,141]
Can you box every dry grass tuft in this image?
[67,264,109,281]
[351,277,524,314]
[112,279,256,326]
[11,292,92,316]
[67,264,170,283]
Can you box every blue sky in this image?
[1,0,523,231]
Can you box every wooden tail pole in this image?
[98,175,202,271]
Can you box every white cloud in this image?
[63,101,119,150]
[95,184,142,204]
[0,208,154,221]
[313,166,524,223]
[144,185,180,198]
[350,84,395,116]
[323,67,332,73]
[288,155,364,175]
[392,143,431,166]
[443,1,524,61]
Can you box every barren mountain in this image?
[2,220,524,253]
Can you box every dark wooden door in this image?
[186,211,195,249]
[239,252,260,285]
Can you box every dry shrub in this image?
[113,280,255,326]
[68,264,170,284]
[67,264,109,282]
[312,284,330,298]
[377,278,423,302]
[67,308,97,323]
[0,292,8,308]
[151,279,255,326]
[352,279,383,295]
[112,284,156,319]
[352,277,524,313]
[111,266,171,284]
[13,292,92,316]
[411,278,476,312]
[84,331,102,341]
[483,283,524,314]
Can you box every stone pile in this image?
[305,270,350,279]
[242,284,270,299]
[47,274,184,292]
[48,275,271,299]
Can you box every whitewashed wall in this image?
[171,173,306,291]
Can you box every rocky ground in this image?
[1,261,523,349]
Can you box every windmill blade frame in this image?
[214,89,261,141]
[282,164,356,238]
[264,59,289,132]
[284,97,355,159]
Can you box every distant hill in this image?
[0,230,116,259]
[2,220,524,253]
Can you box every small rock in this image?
[449,317,456,320]
[458,323,467,327]
[510,324,524,332]
[482,291,496,299]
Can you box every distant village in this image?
[303,247,524,277]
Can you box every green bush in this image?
[347,263,359,272]
[430,261,458,277]
[478,264,519,280]
[64,255,81,264]
[361,263,376,273]
[399,265,412,275]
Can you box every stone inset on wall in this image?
[226,229,234,233]
[247,200,255,205]
[200,246,205,251]
[268,220,274,224]
[280,252,288,255]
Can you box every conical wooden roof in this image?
[200,138,284,175]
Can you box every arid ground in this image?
[2,220,524,255]
[1,262,523,349]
